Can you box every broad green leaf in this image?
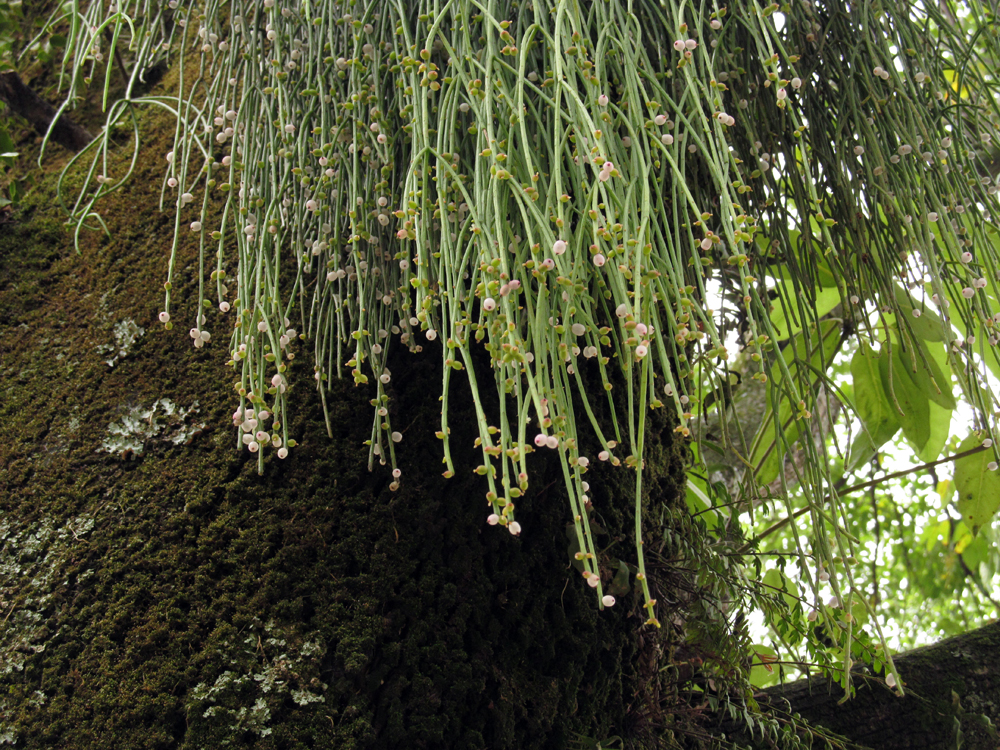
[760,229,838,288]
[685,477,718,526]
[769,280,842,340]
[892,283,946,342]
[954,434,1000,535]
[921,518,952,552]
[754,397,796,486]
[879,342,930,453]
[852,601,869,628]
[847,340,912,469]
[961,534,990,571]
[937,478,954,504]
[848,341,901,471]
[749,644,780,688]
[763,568,800,612]
[895,336,955,411]
[750,320,842,485]
[918,401,950,463]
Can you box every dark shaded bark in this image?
[720,621,1000,749]
[0,71,92,151]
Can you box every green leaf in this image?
[763,568,800,612]
[769,279,842,340]
[921,518,952,552]
[760,229,838,288]
[749,644,780,688]
[0,127,13,155]
[751,319,842,484]
[954,434,1000,535]
[685,477,719,526]
[848,341,901,469]
[892,283,946,342]
[918,400,950,463]
[896,337,956,411]
[847,341,909,470]
[879,341,930,453]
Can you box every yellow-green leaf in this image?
[749,644,780,688]
[848,341,900,470]
[892,283,946,342]
[769,280,843,340]
[954,434,1000,535]
[918,400,950,463]
[763,568,800,612]
[879,342,930,453]
[751,320,842,483]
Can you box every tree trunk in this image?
[0,113,686,749]
[0,72,92,152]
[718,622,1000,749]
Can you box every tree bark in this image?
[718,621,1000,749]
[0,71,92,151]
[0,113,685,749]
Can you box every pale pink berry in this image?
[508,521,522,536]
[534,433,547,447]
[277,447,288,459]
[598,94,609,106]
[158,311,171,323]
[602,595,615,607]
[487,513,500,525]
[593,254,606,267]
[484,297,497,312]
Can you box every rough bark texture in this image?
[0,97,689,748]
[719,621,1000,749]
[0,71,93,152]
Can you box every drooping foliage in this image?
[38,0,1000,699]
